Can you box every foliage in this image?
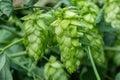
[0,0,120,80]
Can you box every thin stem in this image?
[43,56,49,61]
[53,0,70,9]
[87,46,101,80]
[104,46,120,51]
[0,39,23,54]
[53,0,62,9]
[11,59,29,71]
[10,57,42,79]
[14,6,51,11]
[8,51,27,57]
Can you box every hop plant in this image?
[51,7,84,73]
[52,1,106,73]
[44,56,69,80]
[104,0,120,31]
[77,1,106,66]
[104,0,120,66]
[22,10,49,61]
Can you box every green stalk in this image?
[53,0,62,9]
[43,56,49,61]
[8,51,27,57]
[87,46,101,80]
[14,6,51,11]
[0,39,23,54]
[53,0,70,9]
[10,56,42,79]
[104,46,120,51]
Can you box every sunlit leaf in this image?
[0,54,6,71]
[115,72,120,80]
[0,0,13,18]
[0,56,13,80]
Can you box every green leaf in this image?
[32,66,44,79]
[0,54,6,71]
[97,20,115,32]
[1,0,12,3]
[0,62,13,80]
[103,32,116,46]
[0,28,17,46]
[0,29,13,42]
[97,18,116,46]
[115,72,120,80]
[0,0,13,17]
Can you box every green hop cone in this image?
[68,1,106,66]
[78,1,106,66]
[104,0,120,31]
[52,7,84,74]
[44,56,69,80]
[52,3,106,72]
[22,10,49,61]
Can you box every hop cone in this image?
[53,1,105,69]
[104,0,120,31]
[44,56,69,80]
[52,7,84,73]
[78,1,106,66]
[22,10,49,61]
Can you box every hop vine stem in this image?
[8,51,27,57]
[43,56,49,61]
[0,39,23,54]
[53,0,70,9]
[104,46,120,51]
[10,58,42,79]
[87,46,101,80]
[14,6,51,11]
